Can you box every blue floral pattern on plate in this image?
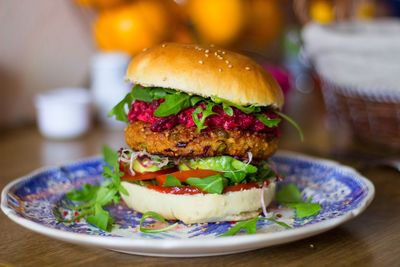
[1,151,374,256]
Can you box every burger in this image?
[110,43,286,224]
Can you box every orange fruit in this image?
[244,0,283,48]
[310,0,334,24]
[188,0,246,46]
[93,0,171,55]
[75,0,127,10]
[171,25,195,44]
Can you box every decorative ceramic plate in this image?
[1,151,374,257]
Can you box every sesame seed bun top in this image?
[125,43,284,109]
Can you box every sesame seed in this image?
[198,60,204,64]
[205,54,209,57]
[245,66,251,71]
[161,44,167,48]
[310,244,315,248]
[218,68,223,72]
[210,44,215,47]
[142,48,148,51]
[222,51,226,55]
[225,60,230,64]
[228,64,233,68]
[217,56,223,60]
[205,49,209,53]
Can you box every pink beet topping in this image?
[128,100,279,135]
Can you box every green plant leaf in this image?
[211,97,261,114]
[222,102,234,116]
[163,175,182,187]
[260,217,291,229]
[86,204,113,231]
[255,114,281,128]
[223,171,247,184]
[182,155,257,174]
[276,184,303,204]
[192,102,216,132]
[131,84,153,102]
[107,91,134,122]
[186,175,226,194]
[66,184,100,202]
[139,211,178,233]
[154,93,191,117]
[190,96,204,106]
[276,184,321,218]
[221,216,291,236]
[287,203,321,218]
[275,111,304,142]
[221,217,259,236]
[102,145,119,168]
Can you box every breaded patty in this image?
[125,121,279,159]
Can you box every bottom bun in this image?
[121,181,276,224]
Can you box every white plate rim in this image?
[1,150,375,254]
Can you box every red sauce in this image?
[147,185,203,195]
[128,100,280,134]
[146,182,265,195]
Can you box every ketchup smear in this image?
[128,100,280,134]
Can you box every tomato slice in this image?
[121,168,177,181]
[223,182,262,193]
[147,185,203,195]
[155,169,220,185]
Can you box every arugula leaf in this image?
[287,203,322,218]
[221,217,258,236]
[223,171,246,184]
[131,84,153,102]
[148,87,168,99]
[62,145,129,231]
[186,175,226,194]
[190,96,204,106]
[222,102,234,116]
[66,184,99,202]
[276,184,321,218]
[192,102,216,132]
[86,204,113,231]
[255,114,281,128]
[211,97,261,114]
[154,93,191,117]
[139,211,178,233]
[163,175,182,187]
[108,91,135,122]
[275,111,304,142]
[276,184,303,203]
[221,216,291,236]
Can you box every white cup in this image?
[35,88,92,139]
[91,52,131,129]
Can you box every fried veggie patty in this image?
[125,121,279,159]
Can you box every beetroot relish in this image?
[128,100,280,134]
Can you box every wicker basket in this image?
[320,77,400,149]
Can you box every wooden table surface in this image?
[0,91,399,266]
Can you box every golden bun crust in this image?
[126,43,284,108]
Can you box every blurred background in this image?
[1,0,400,161]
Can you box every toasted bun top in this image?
[126,43,284,108]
